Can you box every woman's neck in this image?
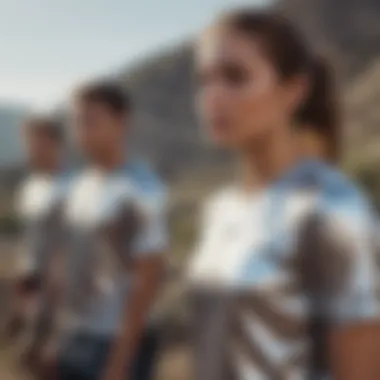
[241,128,299,191]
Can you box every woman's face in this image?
[196,28,300,150]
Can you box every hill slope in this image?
[1,0,380,178]
[0,105,28,168]
[115,0,380,179]
[121,43,229,179]
[277,0,380,78]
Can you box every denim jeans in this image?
[58,328,159,380]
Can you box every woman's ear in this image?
[285,74,310,118]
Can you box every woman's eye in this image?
[195,64,248,88]
[221,64,248,86]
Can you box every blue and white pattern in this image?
[60,161,167,336]
[189,160,379,380]
[17,172,69,277]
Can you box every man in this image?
[5,116,66,345]
[51,82,167,380]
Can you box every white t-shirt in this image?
[190,187,269,286]
[17,173,66,275]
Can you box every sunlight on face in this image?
[71,100,126,160]
[196,27,301,150]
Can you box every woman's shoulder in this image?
[317,164,372,220]
[301,163,376,242]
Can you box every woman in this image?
[188,10,380,380]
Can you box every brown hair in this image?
[75,81,132,116]
[216,10,340,162]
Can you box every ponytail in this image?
[297,58,340,162]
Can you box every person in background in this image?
[4,116,66,344]
[188,9,380,380]
[41,82,167,380]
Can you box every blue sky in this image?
[0,0,267,110]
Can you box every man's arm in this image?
[103,255,164,380]
[103,182,168,380]
[23,202,66,370]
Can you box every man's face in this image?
[72,100,127,160]
[23,128,61,169]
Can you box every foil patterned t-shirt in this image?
[188,160,379,380]
[59,162,167,337]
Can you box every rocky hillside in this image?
[1,0,379,181]
[116,0,380,180]
[0,105,28,168]
[345,61,380,160]
[120,43,229,180]
[277,0,380,78]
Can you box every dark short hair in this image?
[24,115,64,144]
[75,81,132,115]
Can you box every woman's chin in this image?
[209,133,239,149]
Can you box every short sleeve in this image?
[131,186,168,258]
[296,197,380,326]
